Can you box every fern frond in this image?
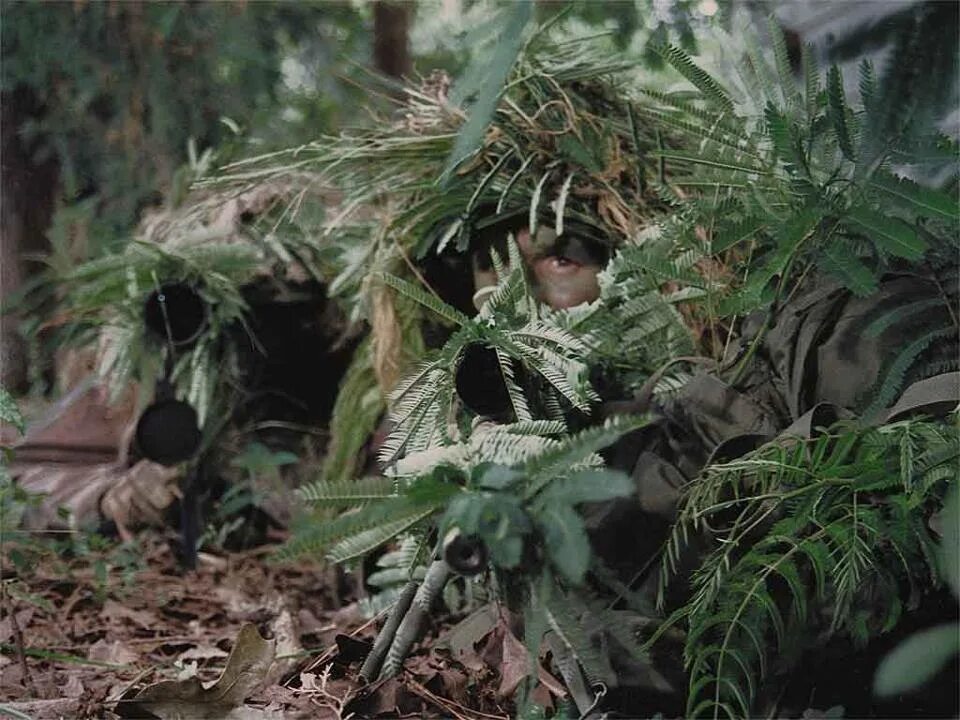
[388,359,446,405]
[509,341,592,412]
[856,58,876,113]
[662,415,953,717]
[297,476,398,505]
[470,423,564,468]
[826,65,854,161]
[651,43,735,115]
[767,17,800,112]
[512,322,591,356]
[321,340,386,485]
[327,505,440,563]
[377,273,470,327]
[523,415,649,496]
[711,215,767,253]
[496,347,533,423]
[846,205,928,261]
[867,171,960,223]
[819,238,878,297]
[277,500,409,562]
[863,298,946,337]
[379,385,445,464]
[863,327,956,417]
[801,44,822,128]
[506,420,567,436]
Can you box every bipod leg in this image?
[359,580,418,682]
[546,632,607,719]
[180,463,201,570]
[377,559,451,679]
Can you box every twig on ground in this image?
[404,677,510,720]
[59,586,88,620]
[298,611,385,680]
[302,664,355,720]
[106,667,154,704]
[4,591,36,696]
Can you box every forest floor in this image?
[0,531,532,719]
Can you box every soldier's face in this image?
[473,226,604,310]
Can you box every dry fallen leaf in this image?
[214,585,255,614]
[0,609,34,645]
[498,625,531,698]
[435,603,498,673]
[88,639,139,666]
[1,697,82,720]
[115,622,275,719]
[176,659,200,681]
[102,599,159,630]
[62,674,85,699]
[264,607,302,685]
[177,644,229,662]
[297,607,329,635]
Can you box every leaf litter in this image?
[0,531,556,719]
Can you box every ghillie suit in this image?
[212,7,958,719]
[17,179,356,558]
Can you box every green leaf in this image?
[801,44,822,127]
[444,493,531,569]
[651,42,735,114]
[327,506,439,563]
[940,482,959,596]
[377,273,470,327]
[231,442,298,473]
[864,298,945,337]
[557,133,604,174]
[768,17,799,110]
[543,591,616,684]
[765,103,804,169]
[476,464,524,491]
[827,65,854,161]
[859,58,876,113]
[863,327,954,418]
[538,469,633,507]
[523,416,650,497]
[869,171,959,223]
[297,476,397,506]
[846,206,928,260]
[649,149,766,175]
[712,215,767,254]
[716,277,771,317]
[440,2,532,185]
[0,387,24,435]
[819,241,878,297]
[874,623,960,696]
[539,503,591,585]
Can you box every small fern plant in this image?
[282,413,647,573]
[648,414,958,719]
[630,18,959,403]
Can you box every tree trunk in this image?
[373,1,412,79]
[1,86,58,392]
